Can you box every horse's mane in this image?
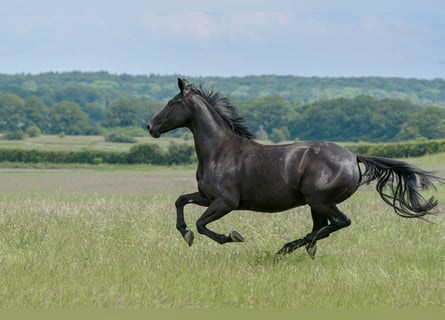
[191,84,255,140]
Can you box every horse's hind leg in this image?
[277,205,351,257]
[305,210,329,258]
[307,205,351,241]
[276,210,328,256]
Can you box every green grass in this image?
[0,192,443,307]
[0,155,444,308]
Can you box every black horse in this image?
[147,78,443,258]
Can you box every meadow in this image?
[0,153,444,308]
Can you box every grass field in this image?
[0,153,444,308]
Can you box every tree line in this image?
[2,72,445,106]
[0,92,162,139]
[1,91,445,143]
[238,95,445,142]
[1,72,445,142]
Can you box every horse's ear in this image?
[178,78,190,95]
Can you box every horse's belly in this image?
[239,191,306,212]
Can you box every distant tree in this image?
[23,96,49,132]
[103,98,161,128]
[239,95,298,137]
[270,127,289,143]
[296,98,349,141]
[0,93,25,132]
[296,96,419,142]
[48,101,90,135]
[48,85,103,108]
[85,103,104,124]
[396,106,445,140]
[103,98,144,128]
[0,94,49,134]
[367,98,418,141]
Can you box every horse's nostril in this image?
[146,123,151,130]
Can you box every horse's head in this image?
[147,78,193,138]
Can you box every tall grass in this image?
[0,184,443,307]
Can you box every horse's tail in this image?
[356,154,444,218]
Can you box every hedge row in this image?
[0,139,444,165]
[344,139,445,158]
[0,142,195,165]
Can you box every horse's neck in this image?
[189,99,228,164]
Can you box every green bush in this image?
[165,142,195,165]
[26,125,42,137]
[120,126,147,137]
[344,139,445,158]
[127,143,165,164]
[104,131,137,143]
[1,139,442,165]
[127,142,195,165]
[0,148,128,164]
[4,130,26,140]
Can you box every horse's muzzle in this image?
[147,122,160,138]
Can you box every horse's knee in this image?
[195,220,206,234]
[329,216,351,230]
[331,207,351,228]
[339,216,352,228]
[175,195,188,208]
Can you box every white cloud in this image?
[141,11,296,45]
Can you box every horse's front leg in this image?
[195,198,244,245]
[175,192,211,246]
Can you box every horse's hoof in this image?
[229,230,244,242]
[305,242,317,259]
[184,230,194,247]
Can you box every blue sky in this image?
[1,0,444,79]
